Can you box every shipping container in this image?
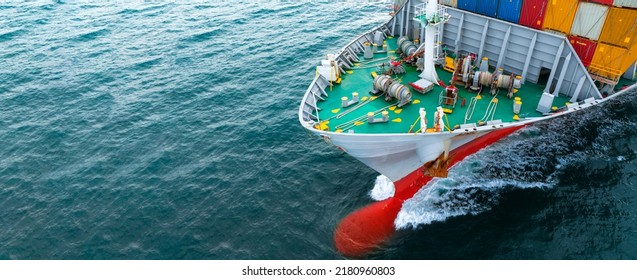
[457,0,478,12]
[570,2,609,41]
[599,7,637,49]
[589,43,637,81]
[568,35,598,67]
[497,0,523,23]
[439,0,458,8]
[476,0,499,17]
[519,0,548,29]
[543,0,579,34]
[587,0,614,5]
[613,0,637,8]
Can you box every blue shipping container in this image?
[457,0,477,12]
[476,0,498,17]
[496,0,523,23]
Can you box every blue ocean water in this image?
[1,1,636,260]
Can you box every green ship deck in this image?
[316,37,572,134]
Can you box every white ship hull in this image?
[311,127,489,182]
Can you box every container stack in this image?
[589,3,637,81]
[436,0,637,83]
[569,1,608,72]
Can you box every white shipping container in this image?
[614,0,637,9]
[570,2,609,41]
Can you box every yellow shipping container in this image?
[599,7,637,49]
[589,43,637,81]
[543,0,579,34]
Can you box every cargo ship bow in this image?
[298,0,637,257]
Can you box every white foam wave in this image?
[395,174,550,229]
[369,175,395,201]
[392,90,637,229]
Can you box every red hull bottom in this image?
[333,125,526,257]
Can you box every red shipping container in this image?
[519,0,548,29]
[585,0,614,5]
[569,35,598,67]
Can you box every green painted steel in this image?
[316,38,571,134]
